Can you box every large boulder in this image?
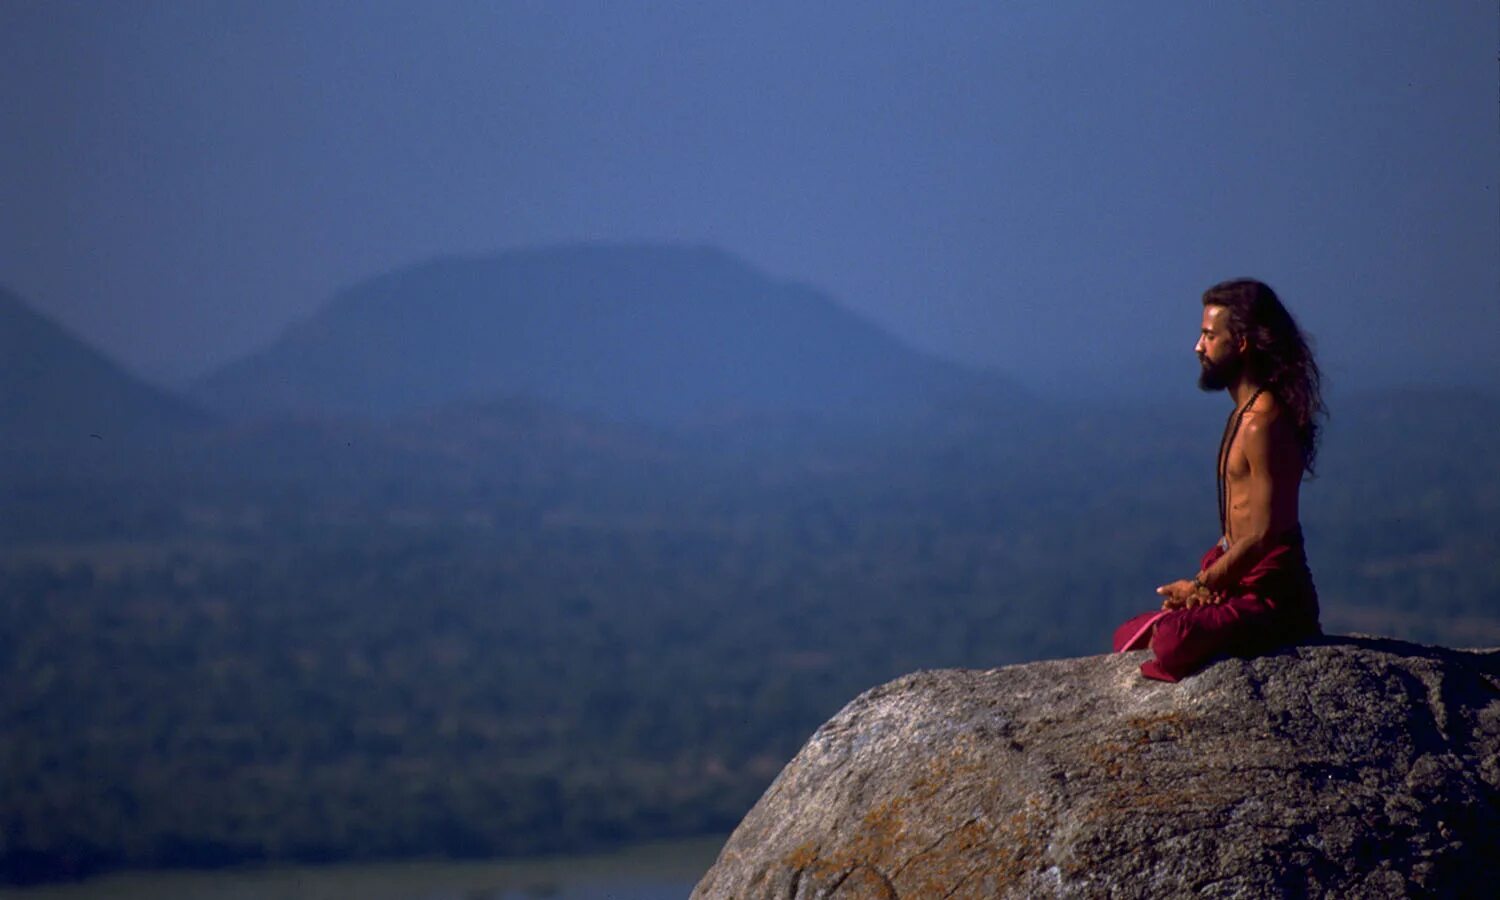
[693,637,1500,898]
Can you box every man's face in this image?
[1195,304,1241,392]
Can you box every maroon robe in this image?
[1113,528,1321,682]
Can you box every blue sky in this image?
[2,1,1495,395]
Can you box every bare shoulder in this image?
[1240,391,1288,436]
[1241,392,1301,468]
[1232,392,1289,449]
[1247,390,1283,422]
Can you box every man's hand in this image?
[1156,579,1226,610]
[1156,579,1197,610]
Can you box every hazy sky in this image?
[3,1,1496,395]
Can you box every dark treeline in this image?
[3,389,1498,884]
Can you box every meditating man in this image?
[1114,278,1326,681]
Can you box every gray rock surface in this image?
[693,637,1500,898]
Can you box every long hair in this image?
[1203,278,1326,475]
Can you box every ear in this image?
[1236,334,1248,354]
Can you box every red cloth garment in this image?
[1113,528,1321,682]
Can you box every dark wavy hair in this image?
[1203,278,1326,475]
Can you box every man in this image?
[1113,278,1325,681]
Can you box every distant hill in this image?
[0,286,207,446]
[173,394,692,496]
[191,245,1023,424]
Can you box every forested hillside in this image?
[4,387,1496,884]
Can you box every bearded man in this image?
[1113,279,1326,681]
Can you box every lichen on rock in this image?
[693,637,1500,898]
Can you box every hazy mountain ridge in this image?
[0,286,208,444]
[189,244,1024,424]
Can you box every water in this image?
[0,837,724,900]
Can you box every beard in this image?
[1198,351,1242,392]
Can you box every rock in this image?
[692,637,1500,898]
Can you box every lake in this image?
[0,837,725,900]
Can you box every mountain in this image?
[0,286,207,446]
[191,244,1023,424]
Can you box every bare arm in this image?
[1156,402,1298,609]
[1199,407,1300,592]
[1201,424,1273,590]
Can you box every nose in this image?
[1194,335,1205,354]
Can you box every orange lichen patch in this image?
[1083,738,1131,778]
[1069,715,1214,826]
[828,864,900,898]
[1071,712,1208,816]
[792,798,1048,895]
[1104,783,1194,814]
[1099,773,1206,817]
[784,841,821,870]
[893,803,1049,899]
[1125,710,1193,745]
[838,793,918,869]
[776,743,1060,896]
